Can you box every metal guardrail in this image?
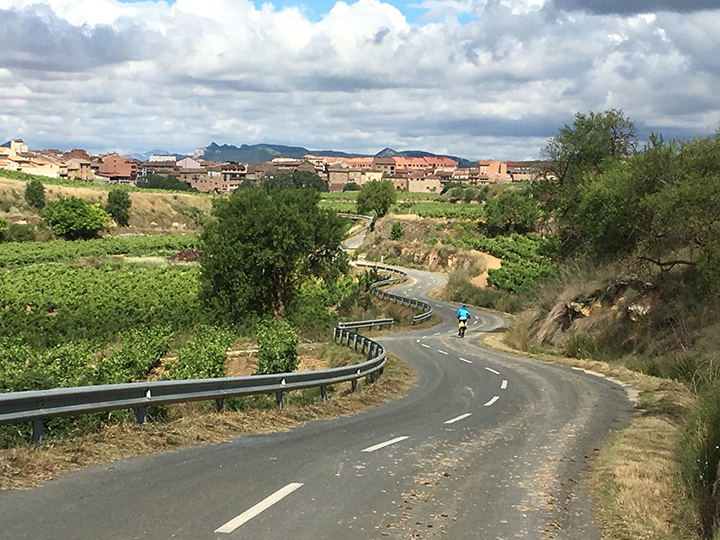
[338,318,394,331]
[354,261,434,324]
[0,258,429,444]
[0,332,387,443]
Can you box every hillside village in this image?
[0,138,539,194]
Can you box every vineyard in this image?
[0,263,202,348]
[0,235,198,267]
[444,233,556,292]
[319,199,485,219]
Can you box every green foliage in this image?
[443,269,526,313]
[136,174,198,192]
[356,179,397,218]
[343,182,361,191]
[199,187,347,323]
[5,222,36,243]
[284,276,356,334]
[484,191,539,234]
[170,327,234,379]
[42,196,110,240]
[0,263,202,347]
[0,217,7,241]
[678,381,720,536]
[96,327,173,384]
[391,221,405,240]
[391,201,485,219]
[0,234,197,267]
[106,189,132,226]
[24,178,46,209]
[264,171,327,192]
[255,319,299,375]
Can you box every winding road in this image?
[0,267,633,539]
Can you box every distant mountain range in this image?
[193,143,478,168]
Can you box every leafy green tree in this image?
[449,186,464,202]
[464,187,479,203]
[24,178,46,209]
[42,197,110,240]
[356,179,396,218]
[256,319,299,375]
[199,187,347,322]
[343,182,361,192]
[106,189,132,227]
[264,171,327,192]
[484,191,539,234]
[391,221,405,240]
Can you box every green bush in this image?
[256,319,299,375]
[24,178,46,209]
[391,221,405,240]
[0,217,8,241]
[170,327,234,379]
[96,327,173,384]
[106,189,132,227]
[678,381,720,536]
[42,196,110,240]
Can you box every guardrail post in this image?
[333,327,338,343]
[352,334,358,350]
[275,391,285,407]
[351,379,358,392]
[320,385,328,402]
[215,398,225,412]
[31,419,43,444]
[135,406,146,425]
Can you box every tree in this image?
[264,171,327,192]
[42,197,110,240]
[106,189,132,227]
[24,179,46,209]
[199,187,347,322]
[484,191,539,234]
[356,179,396,218]
[343,182,361,192]
[136,174,197,192]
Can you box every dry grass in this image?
[0,354,415,491]
[483,332,700,539]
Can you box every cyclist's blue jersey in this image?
[457,307,470,321]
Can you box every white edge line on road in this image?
[484,367,500,375]
[362,436,409,453]
[438,350,449,355]
[215,482,304,534]
[421,344,431,349]
[484,396,500,407]
[501,380,508,390]
[444,413,472,424]
[459,358,473,364]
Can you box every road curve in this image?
[0,267,634,539]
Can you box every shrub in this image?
[6,222,36,242]
[106,189,132,227]
[24,178,46,209]
[170,327,234,379]
[0,217,7,241]
[256,319,299,375]
[96,327,173,384]
[391,221,405,240]
[42,196,110,240]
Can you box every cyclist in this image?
[457,304,471,337]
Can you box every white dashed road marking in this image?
[459,358,473,364]
[484,367,500,375]
[444,413,472,425]
[438,350,449,355]
[362,436,409,453]
[484,396,500,407]
[421,344,431,349]
[215,483,304,533]
[501,380,508,390]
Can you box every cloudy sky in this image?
[1,0,719,160]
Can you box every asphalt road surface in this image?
[0,267,634,539]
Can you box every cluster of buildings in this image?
[0,139,539,194]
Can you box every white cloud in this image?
[0,0,719,159]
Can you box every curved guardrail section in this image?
[354,261,434,324]
[0,335,387,443]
